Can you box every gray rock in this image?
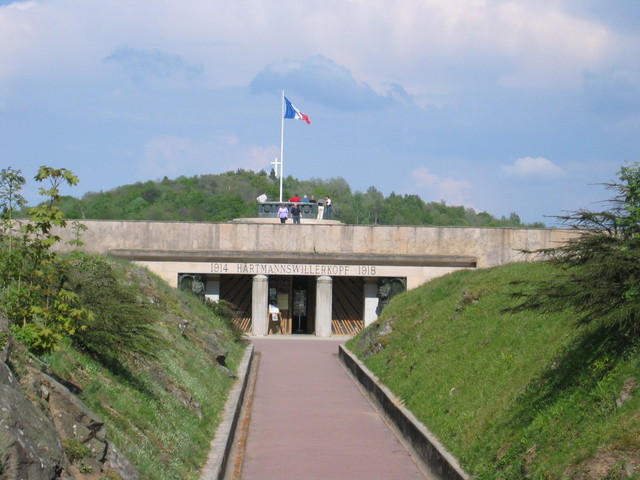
[356,318,394,360]
[0,362,70,480]
[37,373,139,479]
[0,318,139,480]
[103,442,140,480]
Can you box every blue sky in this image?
[1,0,639,224]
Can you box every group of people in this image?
[257,192,332,223]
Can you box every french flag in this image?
[284,96,311,124]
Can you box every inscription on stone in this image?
[210,262,377,276]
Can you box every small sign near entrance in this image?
[276,293,289,310]
[293,290,307,317]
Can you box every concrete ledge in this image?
[200,343,254,480]
[109,249,478,267]
[232,217,342,225]
[339,345,470,480]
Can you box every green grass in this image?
[41,259,247,480]
[348,262,640,479]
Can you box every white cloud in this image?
[305,0,615,95]
[502,157,566,180]
[244,146,279,172]
[411,167,471,206]
[492,3,612,89]
[0,0,619,93]
[250,55,405,111]
[138,136,206,179]
[413,166,439,188]
[104,46,203,86]
[138,134,278,181]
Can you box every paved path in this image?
[239,337,427,480]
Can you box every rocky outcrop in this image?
[0,358,69,479]
[354,317,394,360]
[0,318,139,480]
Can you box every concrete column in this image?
[315,275,333,337]
[251,274,269,336]
[205,275,220,303]
[363,278,379,328]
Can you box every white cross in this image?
[270,157,281,177]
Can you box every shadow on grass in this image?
[509,325,634,429]
[97,354,159,399]
[478,326,637,478]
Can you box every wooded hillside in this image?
[55,169,544,227]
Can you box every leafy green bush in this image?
[61,253,162,364]
[63,438,91,463]
[55,169,541,227]
[9,323,41,352]
[101,471,124,480]
[0,166,93,354]
[205,300,244,341]
[520,162,640,337]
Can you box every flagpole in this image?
[279,90,285,203]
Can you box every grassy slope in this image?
[41,258,247,480]
[347,262,640,479]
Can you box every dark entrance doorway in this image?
[291,276,316,334]
[266,276,316,334]
[216,273,365,336]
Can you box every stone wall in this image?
[52,220,577,269]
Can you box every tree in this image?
[350,192,365,224]
[0,168,27,251]
[381,193,429,225]
[0,167,27,224]
[520,162,640,336]
[62,253,161,363]
[363,186,384,224]
[56,169,542,227]
[0,166,93,353]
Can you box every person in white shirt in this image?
[316,200,325,220]
[324,195,332,219]
[277,204,289,223]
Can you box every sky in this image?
[1,0,640,225]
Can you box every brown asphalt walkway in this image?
[239,336,427,480]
